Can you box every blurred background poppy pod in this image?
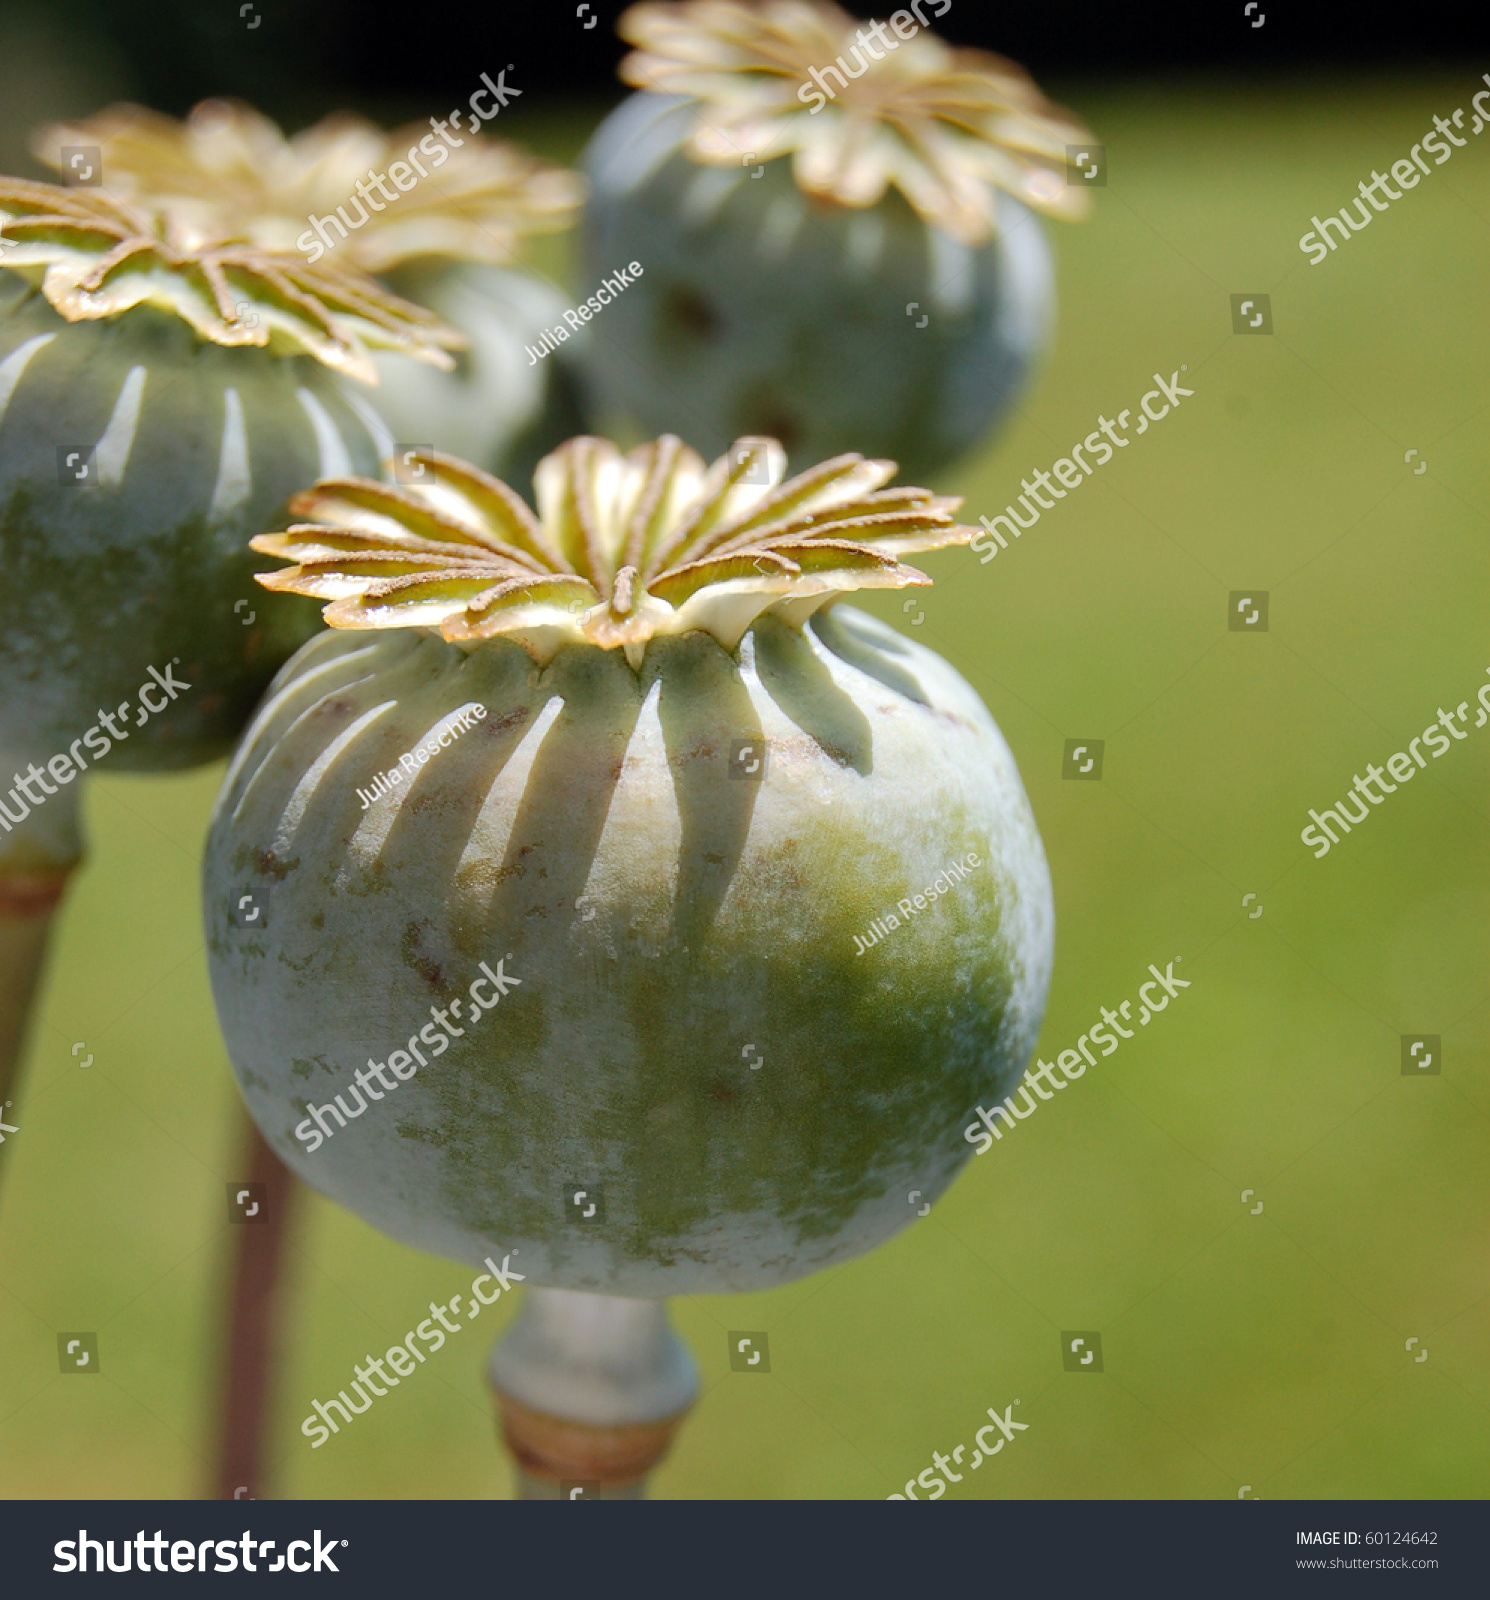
[35,100,588,484]
[575,1,1092,480]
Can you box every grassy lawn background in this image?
[1,73,1487,1498]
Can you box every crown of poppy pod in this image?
[250,435,978,666]
[0,177,464,382]
[34,99,584,271]
[617,0,1094,244]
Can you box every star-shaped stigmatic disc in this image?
[617,0,1094,245]
[252,434,979,666]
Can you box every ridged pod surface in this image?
[578,93,1053,480]
[0,284,385,784]
[205,608,1050,1294]
[30,102,587,489]
[0,172,461,877]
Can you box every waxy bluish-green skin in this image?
[204,606,1053,1295]
[0,285,381,832]
[375,262,588,487]
[578,94,1054,481]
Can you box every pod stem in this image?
[487,1287,699,1499]
[214,1113,299,1500]
[0,870,73,1205]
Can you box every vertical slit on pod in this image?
[94,365,147,487]
[214,1115,298,1500]
[295,388,354,479]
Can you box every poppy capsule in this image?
[205,433,1054,1295]
[575,0,1094,481]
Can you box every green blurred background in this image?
[2,64,1488,1499]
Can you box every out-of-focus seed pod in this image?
[576,1,1093,481]
[35,101,586,478]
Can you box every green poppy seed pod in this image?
[203,435,1053,1295]
[0,176,462,879]
[32,102,587,486]
[574,3,1094,480]
[0,291,378,771]
[579,94,1051,481]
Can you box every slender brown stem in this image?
[215,1113,298,1500]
